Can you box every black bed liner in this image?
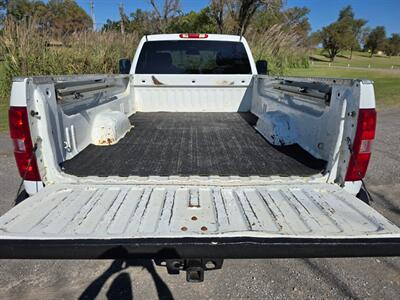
[61,112,326,177]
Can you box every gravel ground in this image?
[0,109,399,300]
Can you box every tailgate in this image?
[0,183,399,259]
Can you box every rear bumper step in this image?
[1,237,399,259]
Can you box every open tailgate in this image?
[0,183,399,259]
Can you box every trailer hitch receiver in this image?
[155,258,223,282]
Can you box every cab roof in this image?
[143,34,245,42]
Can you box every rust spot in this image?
[151,76,165,85]
[201,226,208,231]
[181,226,188,231]
[191,216,198,221]
[215,80,235,85]
[98,137,115,145]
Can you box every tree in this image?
[314,6,368,61]
[46,0,92,35]
[384,33,400,56]
[129,9,153,35]
[318,20,354,61]
[209,0,281,35]
[284,7,310,39]
[0,0,9,22]
[149,0,181,33]
[168,8,216,33]
[6,0,38,20]
[118,3,127,34]
[337,5,367,59]
[338,5,354,20]
[102,19,120,32]
[5,0,92,34]
[365,26,386,57]
[0,0,8,9]
[210,0,228,33]
[307,31,321,48]
[102,8,159,35]
[358,27,371,49]
[228,0,281,35]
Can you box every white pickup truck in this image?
[2,34,399,281]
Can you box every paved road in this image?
[0,109,399,299]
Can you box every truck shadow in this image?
[79,259,174,300]
[14,190,29,206]
[371,190,400,216]
[302,259,359,299]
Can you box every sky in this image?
[76,0,400,35]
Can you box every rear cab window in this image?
[135,40,252,74]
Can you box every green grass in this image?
[311,49,400,69]
[285,66,400,108]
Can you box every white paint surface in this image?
[0,183,398,239]
[91,111,132,146]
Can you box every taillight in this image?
[9,107,41,181]
[179,33,208,39]
[345,108,376,181]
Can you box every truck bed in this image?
[61,112,326,177]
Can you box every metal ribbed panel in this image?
[134,87,249,112]
[0,183,399,239]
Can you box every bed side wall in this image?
[27,76,133,183]
[251,76,360,180]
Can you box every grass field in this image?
[285,66,400,108]
[310,49,400,69]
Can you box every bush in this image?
[0,19,138,101]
